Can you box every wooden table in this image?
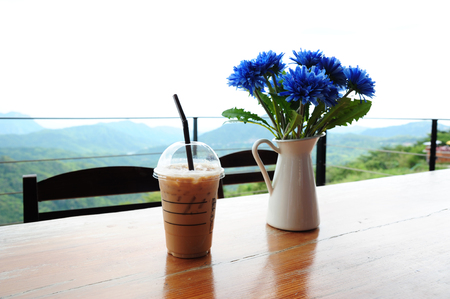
[1,170,450,298]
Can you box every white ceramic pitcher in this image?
[252,134,324,231]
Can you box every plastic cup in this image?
[153,141,224,258]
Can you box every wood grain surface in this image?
[1,169,449,298]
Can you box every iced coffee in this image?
[154,142,224,258]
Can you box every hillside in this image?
[360,121,449,138]
[0,112,44,134]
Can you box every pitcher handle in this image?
[252,139,280,195]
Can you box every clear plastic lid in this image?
[153,141,224,180]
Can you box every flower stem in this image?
[254,90,280,138]
[270,74,286,132]
[271,74,279,94]
[342,89,353,98]
[297,104,304,138]
[265,80,273,93]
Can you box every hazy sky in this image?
[1,0,449,129]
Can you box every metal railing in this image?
[3,115,449,226]
[1,116,449,194]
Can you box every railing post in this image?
[193,117,198,142]
[316,132,326,186]
[429,119,438,171]
[23,174,39,223]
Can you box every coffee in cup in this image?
[154,142,224,258]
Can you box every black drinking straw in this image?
[173,94,195,171]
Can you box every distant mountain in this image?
[329,125,368,134]
[0,112,44,135]
[359,121,449,138]
[99,121,183,147]
[99,121,179,140]
[199,122,273,148]
[0,120,183,154]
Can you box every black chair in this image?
[218,149,278,198]
[23,166,161,223]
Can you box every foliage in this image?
[434,129,450,145]
[223,183,268,198]
[140,192,162,203]
[224,49,375,139]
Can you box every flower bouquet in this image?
[223,49,375,140]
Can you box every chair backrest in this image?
[218,149,278,198]
[23,166,161,222]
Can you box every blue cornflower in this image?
[344,66,376,100]
[290,49,323,68]
[318,56,347,87]
[279,65,338,107]
[255,51,286,76]
[227,60,266,96]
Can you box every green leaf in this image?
[303,102,311,123]
[304,102,326,136]
[283,110,303,139]
[309,98,372,135]
[268,93,290,133]
[325,100,372,131]
[259,93,276,116]
[269,93,290,114]
[222,107,278,137]
[259,92,280,129]
[222,107,270,126]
